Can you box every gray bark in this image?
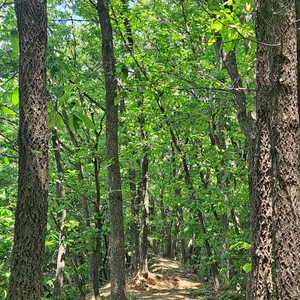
[7,1,49,299]
[97,1,126,299]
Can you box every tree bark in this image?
[52,129,66,300]
[250,2,273,299]
[268,1,300,299]
[7,1,49,299]
[97,1,126,299]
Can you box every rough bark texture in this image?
[268,1,300,299]
[52,129,66,300]
[250,2,274,299]
[97,1,126,299]
[297,0,300,117]
[7,1,49,299]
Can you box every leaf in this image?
[69,115,74,130]
[121,65,128,78]
[212,21,222,32]
[31,150,41,154]
[243,242,252,250]
[10,29,19,55]
[243,263,252,273]
[57,115,64,128]
[48,111,58,128]
[0,104,15,115]
[3,157,9,165]
[78,112,95,129]
[221,173,228,183]
[73,115,81,130]
[12,88,19,105]
[53,86,64,98]
[224,40,235,53]
[47,101,54,112]
[114,95,121,106]
[208,0,219,10]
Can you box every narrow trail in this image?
[97,257,217,300]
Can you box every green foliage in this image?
[0,0,256,298]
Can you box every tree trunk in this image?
[268,1,300,298]
[129,168,140,275]
[52,129,66,300]
[7,1,48,299]
[139,134,149,278]
[171,200,182,260]
[250,2,273,299]
[137,94,150,279]
[97,1,126,299]
[164,208,173,258]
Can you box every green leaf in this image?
[12,88,19,105]
[10,29,19,55]
[224,40,235,53]
[31,150,41,154]
[69,115,74,130]
[54,86,64,98]
[78,112,95,129]
[47,101,54,112]
[114,95,121,106]
[73,115,81,130]
[243,263,252,273]
[212,21,223,32]
[243,242,252,250]
[121,65,128,78]
[3,157,9,165]
[0,104,15,115]
[208,0,219,10]
[48,111,58,128]
[221,173,228,183]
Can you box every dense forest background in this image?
[1,0,299,299]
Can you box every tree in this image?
[253,1,300,299]
[97,0,127,299]
[7,0,49,299]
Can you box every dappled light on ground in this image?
[76,257,219,300]
[93,257,215,300]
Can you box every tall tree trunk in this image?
[138,100,150,278]
[129,168,140,275]
[251,2,273,299]
[171,197,182,260]
[52,129,66,300]
[7,1,48,299]
[164,216,173,258]
[268,1,300,298]
[97,1,126,299]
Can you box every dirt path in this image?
[97,257,216,300]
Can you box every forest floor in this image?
[78,256,224,300]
